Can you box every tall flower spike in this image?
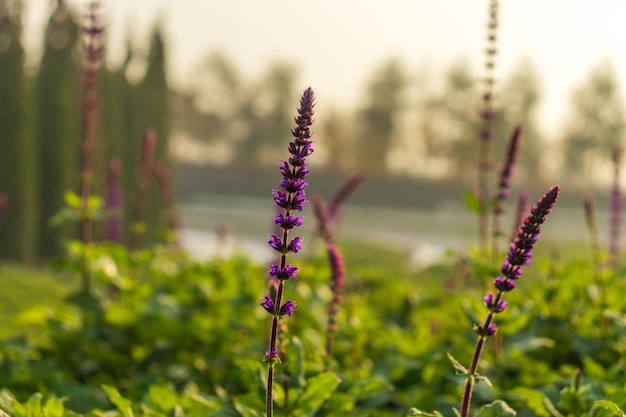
[105,158,123,244]
[460,185,560,417]
[476,0,500,255]
[492,125,523,258]
[609,147,622,269]
[263,88,315,417]
[583,193,601,277]
[312,196,347,369]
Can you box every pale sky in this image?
[22,0,626,138]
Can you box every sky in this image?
[21,0,626,138]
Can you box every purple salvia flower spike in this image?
[609,146,622,269]
[105,158,123,244]
[263,88,315,417]
[476,0,500,256]
[461,184,560,417]
[492,125,523,259]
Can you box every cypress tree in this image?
[36,0,81,258]
[0,0,37,262]
[98,40,135,244]
[134,24,170,245]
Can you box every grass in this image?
[0,264,78,339]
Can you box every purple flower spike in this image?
[264,89,315,409]
[280,300,297,316]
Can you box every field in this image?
[1,181,625,416]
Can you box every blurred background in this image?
[0,0,625,264]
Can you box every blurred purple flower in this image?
[280,300,297,317]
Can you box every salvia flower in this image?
[491,125,523,259]
[260,295,275,314]
[280,300,297,317]
[263,88,315,417]
[460,185,560,417]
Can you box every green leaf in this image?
[590,400,626,417]
[148,384,179,413]
[447,353,469,375]
[25,393,43,414]
[64,190,81,209]
[507,387,551,417]
[474,400,517,417]
[43,397,66,417]
[102,385,135,417]
[291,372,340,416]
[464,190,483,214]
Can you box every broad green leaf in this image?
[590,400,626,417]
[148,384,179,413]
[102,385,134,417]
[25,392,43,414]
[319,392,355,414]
[292,372,340,416]
[285,336,306,388]
[43,397,66,417]
[464,190,483,214]
[507,387,551,417]
[474,400,517,417]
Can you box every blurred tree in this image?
[562,61,626,184]
[238,62,298,167]
[97,39,134,242]
[175,51,244,148]
[137,24,169,162]
[355,58,408,175]
[496,58,544,182]
[419,59,479,180]
[320,107,358,173]
[133,24,170,245]
[0,0,38,262]
[36,0,81,258]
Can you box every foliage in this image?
[0,231,625,416]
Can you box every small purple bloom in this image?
[272,189,289,209]
[286,237,303,253]
[260,295,275,314]
[268,234,283,252]
[280,300,297,316]
[265,348,279,359]
[291,190,307,211]
[494,276,515,292]
[484,292,507,313]
[268,264,299,280]
[274,214,303,229]
[475,323,497,337]
[281,177,308,192]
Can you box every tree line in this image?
[173,52,626,188]
[0,0,170,263]
[1,0,623,264]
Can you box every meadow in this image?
[3,1,626,416]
